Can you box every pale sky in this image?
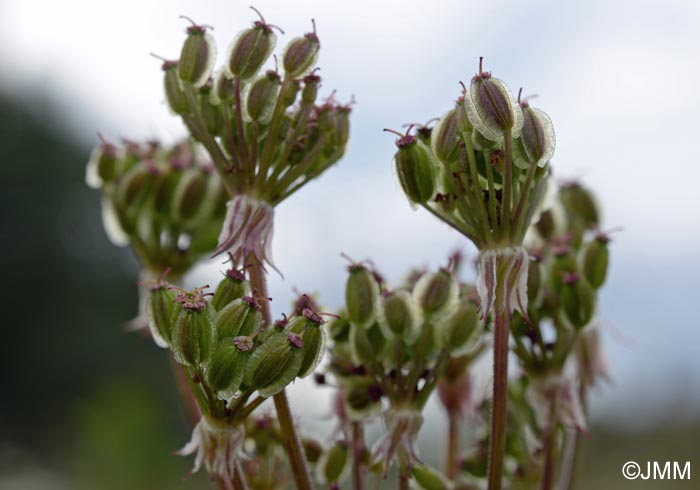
[2,0,700,427]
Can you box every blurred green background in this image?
[0,96,211,488]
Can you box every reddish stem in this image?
[487,309,509,490]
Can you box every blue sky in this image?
[2,0,700,429]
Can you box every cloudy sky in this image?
[2,0,700,428]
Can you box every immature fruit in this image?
[559,182,600,228]
[162,61,188,114]
[170,168,207,223]
[327,314,351,342]
[334,107,351,148]
[246,71,281,124]
[582,235,609,290]
[350,322,387,365]
[412,464,451,490]
[514,101,555,169]
[431,108,460,163]
[561,273,596,329]
[206,337,253,400]
[345,264,380,329]
[114,162,159,212]
[548,249,578,294]
[343,377,383,419]
[227,12,277,80]
[316,443,349,485]
[178,22,216,88]
[86,141,119,188]
[463,59,523,140]
[413,269,458,318]
[301,72,321,105]
[287,311,328,378]
[393,136,436,205]
[211,69,235,104]
[212,269,248,310]
[439,301,479,352]
[215,296,262,339]
[244,332,303,397]
[282,23,320,78]
[199,85,223,135]
[379,289,421,342]
[146,283,176,348]
[171,300,217,367]
[153,173,177,221]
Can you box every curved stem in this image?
[352,422,365,490]
[234,461,250,490]
[246,253,315,490]
[274,390,315,490]
[168,353,201,426]
[398,471,409,490]
[541,411,557,490]
[213,474,233,490]
[487,309,509,490]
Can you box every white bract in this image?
[476,247,529,318]
[215,195,276,270]
[177,416,246,482]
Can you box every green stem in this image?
[193,366,223,418]
[250,121,260,183]
[484,149,499,231]
[449,174,484,243]
[421,204,481,248]
[502,131,513,242]
[394,341,405,399]
[463,131,493,245]
[257,77,292,189]
[246,253,315,490]
[487,308,509,490]
[517,175,547,244]
[182,85,236,195]
[168,353,201,426]
[268,102,314,188]
[271,138,324,197]
[233,395,267,423]
[511,160,538,240]
[233,77,250,172]
[274,146,344,204]
[221,103,242,172]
